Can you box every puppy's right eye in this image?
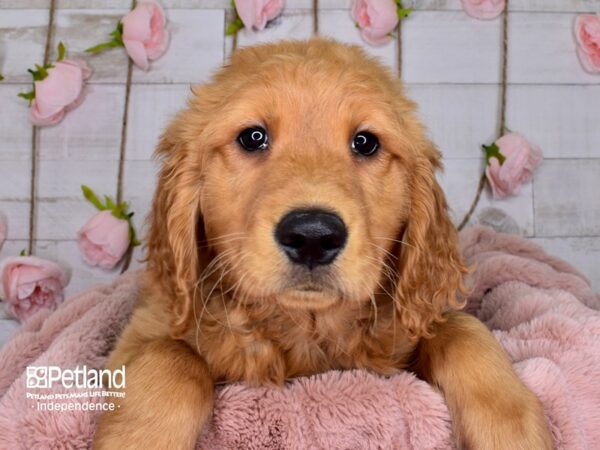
[237,127,268,152]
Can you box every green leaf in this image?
[18,91,35,99]
[109,22,124,44]
[0,73,4,81]
[28,68,41,81]
[227,0,244,35]
[397,7,412,19]
[81,185,106,211]
[86,22,124,53]
[482,143,506,165]
[226,17,244,36]
[104,195,116,210]
[85,39,123,54]
[36,64,47,79]
[19,249,27,256]
[395,0,412,19]
[111,201,129,220]
[27,64,52,82]
[57,41,66,61]
[18,90,36,105]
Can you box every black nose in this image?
[275,209,347,269]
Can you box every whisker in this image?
[374,236,416,249]
[204,269,232,326]
[362,255,398,293]
[193,249,237,351]
[198,236,247,250]
[367,287,378,332]
[203,232,246,243]
[196,249,237,328]
[369,242,398,261]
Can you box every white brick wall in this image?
[1,0,599,299]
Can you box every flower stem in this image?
[457,171,487,231]
[457,1,509,232]
[120,243,134,274]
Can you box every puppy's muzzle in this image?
[275,209,347,270]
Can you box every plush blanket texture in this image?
[0,227,598,449]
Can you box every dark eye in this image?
[351,131,379,157]
[237,127,268,152]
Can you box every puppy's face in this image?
[198,57,412,310]
[149,40,467,337]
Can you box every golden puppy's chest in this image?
[187,300,415,386]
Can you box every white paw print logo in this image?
[26,366,48,389]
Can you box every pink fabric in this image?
[0,227,599,449]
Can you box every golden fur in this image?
[94,39,552,449]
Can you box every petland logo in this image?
[26,365,126,389]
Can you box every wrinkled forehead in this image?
[204,58,402,144]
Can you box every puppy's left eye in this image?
[351,131,379,157]
[237,127,269,152]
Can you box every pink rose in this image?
[485,133,543,199]
[29,59,91,126]
[121,0,169,70]
[235,0,284,31]
[575,14,600,73]
[0,256,69,322]
[352,0,399,45]
[78,210,130,269]
[461,0,505,20]
[0,214,6,250]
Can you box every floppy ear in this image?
[146,117,207,338]
[393,145,469,340]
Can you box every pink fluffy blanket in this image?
[0,227,599,449]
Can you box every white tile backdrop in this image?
[1,0,599,304]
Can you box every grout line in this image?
[1,4,595,14]
[405,82,600,87]
[443,157,600,161]
[6,81,600,87]
[6,233,600,244]
[3,156,599,165]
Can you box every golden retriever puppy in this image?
[94,38,552,449]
